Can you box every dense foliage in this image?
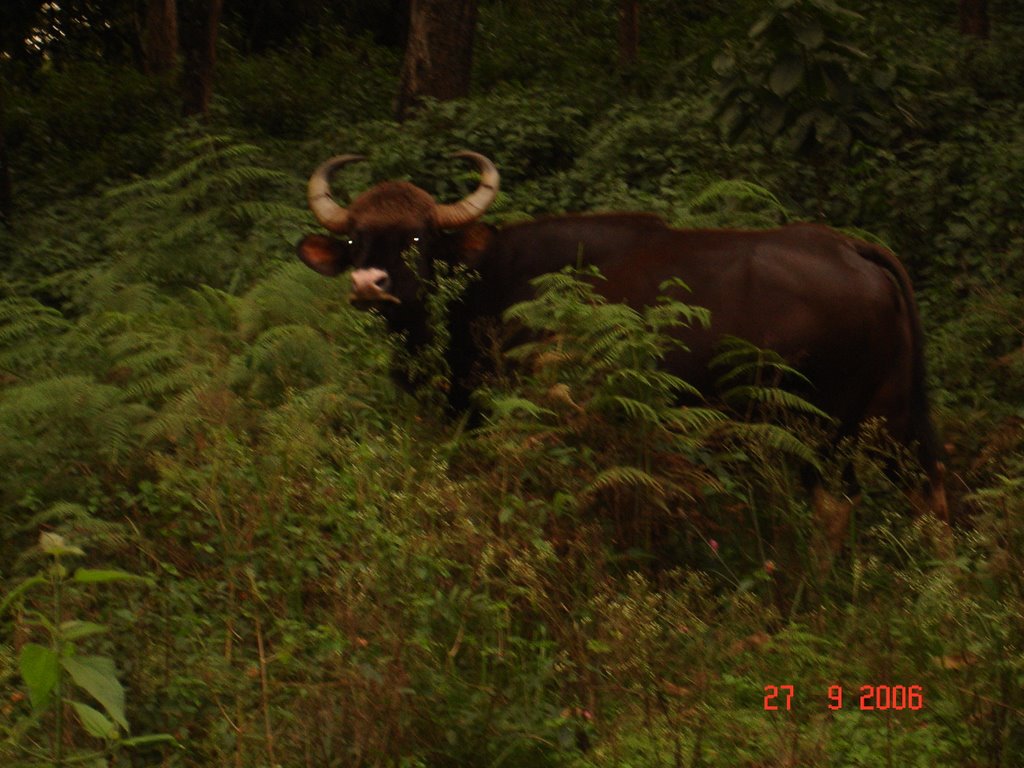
[2,1,1023,766]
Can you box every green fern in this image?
[101,130,307,290]
[684,179,786,214]
[711,336,831,420]
[722,385,830,418]
[487,265,726,521]
[0,375,148,508]
[0,297,72,375]
[722,421,822,469]
[585,466,667,497]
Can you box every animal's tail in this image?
[852,238,948,519]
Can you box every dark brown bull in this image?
[296,152,948,520]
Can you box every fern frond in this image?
[486,396,555,421]
[724,422,822,469]
[21,502,92,531]
[238,263,329,337]
[0,375,140,459]
[664,407,728,432]
[604,368,703,399]
[230,201,309,225]
[183,285,240,332]
[721,385,830,418]
[646,300,711,331]
[139,386,209,443]
[585,466,666,496]
[687,179,785,211]
[0,297,69,346]
[596,395,662,424]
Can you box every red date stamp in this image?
[763,684,923,711]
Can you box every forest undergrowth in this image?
[2,2,1024,766]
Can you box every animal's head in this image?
[296,152,499,320]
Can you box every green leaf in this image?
[486,396,553,420]
[0,575,47,617]
[821,63,854,103]
[729,422,822,468]
[787,115,816,153]
[61,621,109,641]
[70,700,119,740]
[748,11,776,38]
[39,532,85,557]
[761,101,789,136]
[808,0,864,21]
[688,181,786,215]
[120,734,181,748]
[872,65,897,89]
[769,55,804,97]
[61,655,129,732]
[722,385,830,418]
[832,120,853,148]
[19,643,59,712]
[73,568,152,585]
[586,466,665,496]
[827,40,869,59]
[712,51,735,75]
[718,103,748,143]
[604,395,661,423]
[794,18,825,49]
[713,77,743,100]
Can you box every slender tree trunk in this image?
[143,0,178,75]
[395,0,478,122]
[618,0,639,71]
[179,0,223,117]
[959,0,989,38]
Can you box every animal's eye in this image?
[412,236,420,243]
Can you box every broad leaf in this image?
[121,734,180,748]
[794,18,825,49]
[712,51,736,75]
[769,55,804,97]
[19,643,59,712]
[61,621,109,641]
[61,655,128,731]
[71,700,119,739]
[748,11,777,38]
[73,568,151,585]
[872,65,897,89]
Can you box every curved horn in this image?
[307,154,365,234]
[433,151,500,230]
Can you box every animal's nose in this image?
[350,268,395,303]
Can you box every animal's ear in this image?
[457,223,494,270]
[296,234,351,276]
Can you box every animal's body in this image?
[296,152,948,518]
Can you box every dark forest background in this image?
[2,1,1024,766]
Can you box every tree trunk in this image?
[143,0,178,75]
[959,0,989,39]
[618,0,639,71]
[179,0,223,117]
[395,0,478,122]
